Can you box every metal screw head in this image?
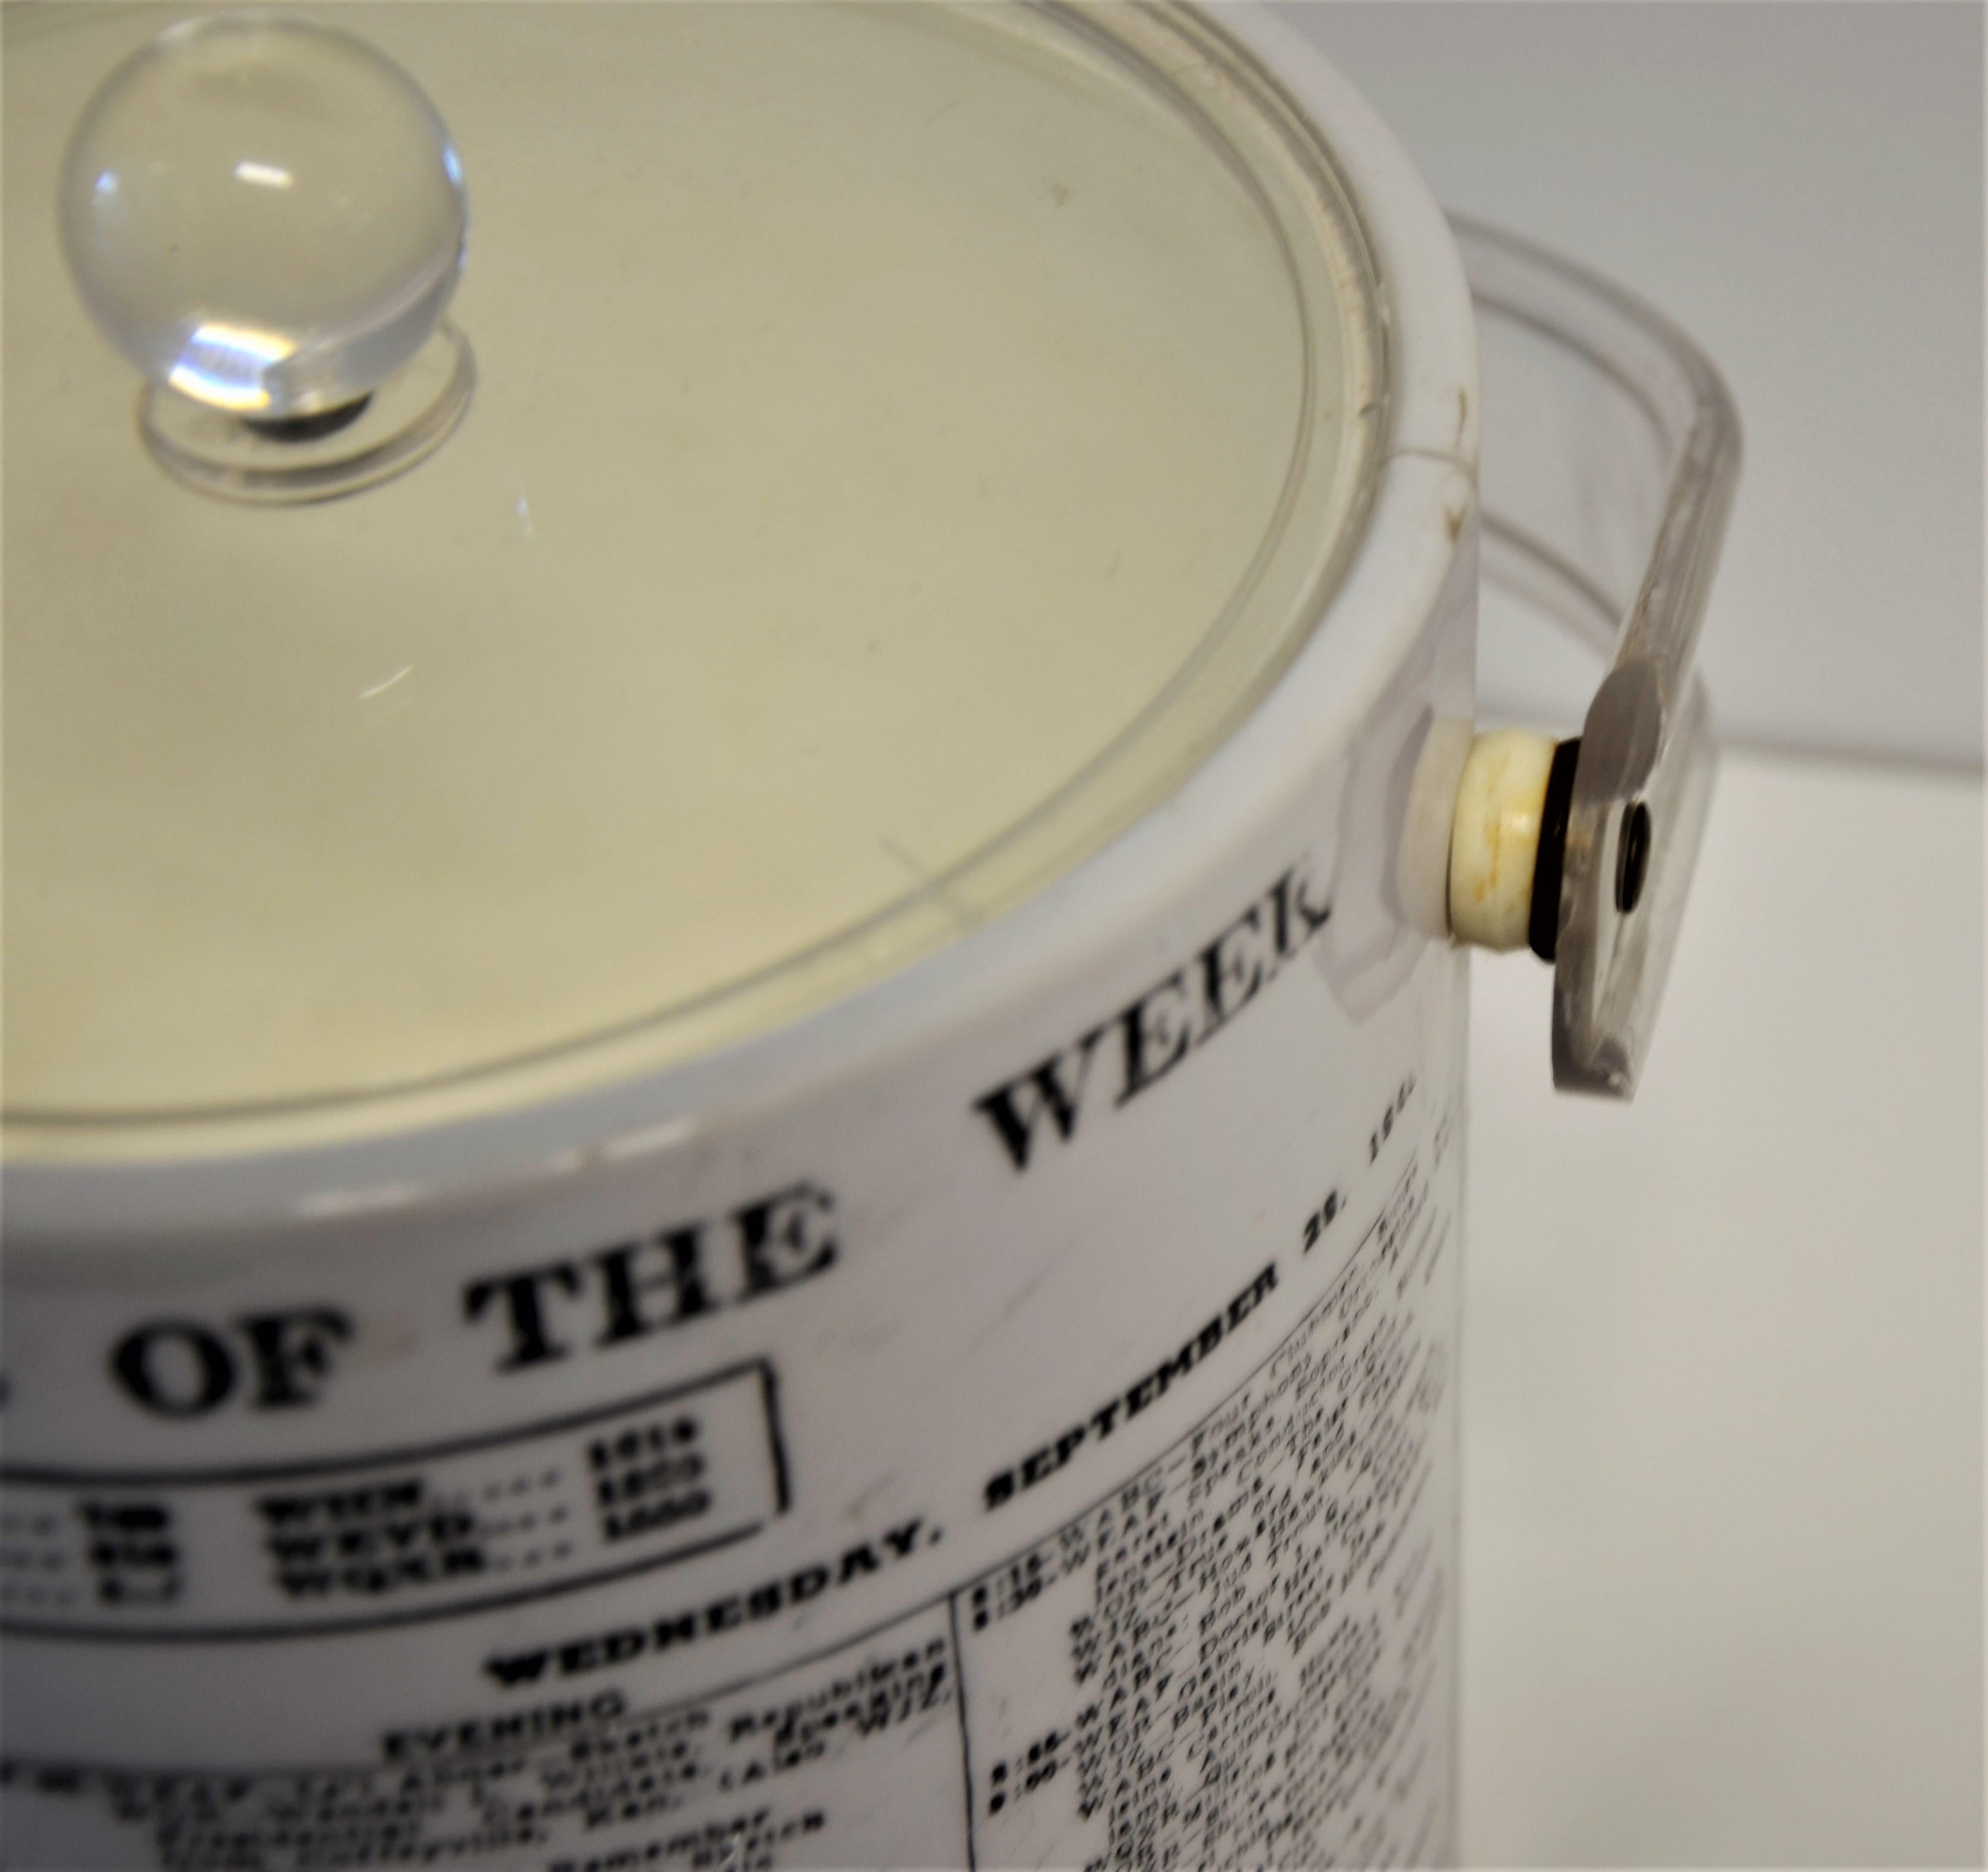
[1616,800,1653,914]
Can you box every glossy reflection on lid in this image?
[2,2,1383,1152]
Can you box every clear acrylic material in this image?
[59,14,467,420]
[140,320,474,502]
[5,2,1382,1142]
[1460,220,1742,1096]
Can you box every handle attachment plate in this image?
[1459,220,1742,1096]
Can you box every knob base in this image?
[141,321,473,505]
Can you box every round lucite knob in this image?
[60,13,468,421]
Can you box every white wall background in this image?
[1272,0,1984,770]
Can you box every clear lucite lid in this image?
[4,2,1383,1151]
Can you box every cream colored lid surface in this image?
[4,1,1382,1146]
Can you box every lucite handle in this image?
[1459,218,1743,1097]
[61,13,467,422]
[57,12,474,502]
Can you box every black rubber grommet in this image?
[242,394,373,443]
[1616,800,1654,914]
[1528,736,1582,963]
